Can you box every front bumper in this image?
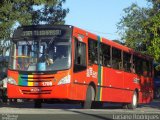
[7,83,70,99]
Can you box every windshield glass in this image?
[9,37,71,72]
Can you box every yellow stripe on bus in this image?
[100,66,103,101]
[28,75,33,78]
[28,82,34,86]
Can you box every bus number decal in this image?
[133,78,140,84]
[42,81,53,86]
[87,67,97,78]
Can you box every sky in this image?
[64,0,149,40]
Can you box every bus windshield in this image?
[9,37,71,72]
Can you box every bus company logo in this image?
[87,67,97,78]
[133,78,140,84]
[30,88,41,92]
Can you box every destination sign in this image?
[12,26,72,40]
[22,30,62,37]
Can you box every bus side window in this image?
[100,43,111,67]
[112,47,122,70]
[134,56,150,76]
[123,52,132,72]
[134,56,142,75]
[88,38,98,65]
[149,61,153,77]
[74,37,87,72]
[142,59,151,77]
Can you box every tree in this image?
[117,0,160,62]
[144,0,160,61]
[0,0,69,55]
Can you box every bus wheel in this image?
[127,91,138,109]
[34,99,42,108]
[83,85,95,109]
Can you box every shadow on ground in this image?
[0,99,160,110]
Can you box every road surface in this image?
[0,100,160,120]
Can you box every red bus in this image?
[7,25,153,109]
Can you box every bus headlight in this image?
[7,77,17,85]
[58,75,71,85]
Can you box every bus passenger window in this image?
[123,52,132,72]
[74,38,86,72]
[112,47,122,70]
[88,39,98,65]
[148,62,153,77]
[100,43,111,67]
[134,56,143,75]
[142,59,150,77]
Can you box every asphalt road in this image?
[0,100,160,120]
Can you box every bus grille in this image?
[18,74,54,87]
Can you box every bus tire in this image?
[83,85,95,109]
[127,91,138,109]
[34,99,42,108]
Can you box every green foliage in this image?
[146,12,160,61]
[155,64,160,71]
[0,0,69,55]
[117,0,160,62]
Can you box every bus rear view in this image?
[7,25,72,107]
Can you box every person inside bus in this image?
[45,52,54,65]
[46,55,54,65]
[38,49,54,68]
